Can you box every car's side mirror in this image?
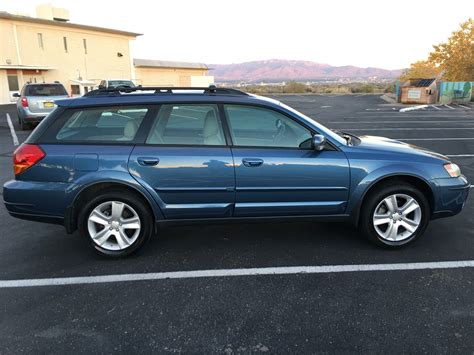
[312,134,326,151]
[12,93,20,98]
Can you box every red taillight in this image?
[13,144,45,175]
[21,97,28,107]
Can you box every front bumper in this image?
[431,175,470,219]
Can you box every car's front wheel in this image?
[360,183,430,247]
[78,190,153,257]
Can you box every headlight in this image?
[444,163,461,178]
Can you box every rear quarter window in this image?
[40,106,149,143]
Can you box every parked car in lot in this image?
[3,86,470,257]
[98,79,136,89]
[14,83,69,130]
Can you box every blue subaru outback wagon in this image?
[3,86,470,257]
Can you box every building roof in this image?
[133,59,208,70]
[0,11,142,37]
[408,78,436,87]
[0,64,54,70]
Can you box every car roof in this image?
[25,83,64,86]
[55,90,283,109]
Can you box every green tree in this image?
[399,60,440,81]
[400,19,474,82]
[428,18,474,81]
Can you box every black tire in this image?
[78,190,153,257]
[359,183,430,248]
[19,116,30,130]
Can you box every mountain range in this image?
[210,59,403,82]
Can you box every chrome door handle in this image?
[137,157,159,166]
[242,158,264,167]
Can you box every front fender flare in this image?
[347,164,435,225]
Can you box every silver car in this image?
[98,79,136,89]
[14,83,69,130]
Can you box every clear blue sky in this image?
[2,0,473,69]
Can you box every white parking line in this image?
[351,113,474,117]
[343,127,474,131]
[431,105,442,110]
[346,115,474,119]
[331,120,474,124]
[6,113,19,146]
[399,138,474,141]
[354,110,473,114]
[457,104,471,110]
[0,260,473,288]
[444,105,456,110]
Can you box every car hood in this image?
[356,135,449,161]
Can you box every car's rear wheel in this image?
[78,190,153,257]
[19,116,30,130]
[359,183,430,248]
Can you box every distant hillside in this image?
[211,59,402,82]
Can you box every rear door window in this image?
[49,106,149,143]
[146,104,225,146]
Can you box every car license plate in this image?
[43,101,54,108]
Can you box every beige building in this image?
[0,6,141,103]
[134,59,213,87]
[0,5,214,104]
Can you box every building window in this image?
[83,38,87,54]
[7,73,19,91]
[37,33,44,49]
[63,37,68,53]
[71,85,80,96]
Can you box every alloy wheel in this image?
[87,201,141,251]
[372,194,422,242]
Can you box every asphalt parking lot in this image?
[0,95,473,353]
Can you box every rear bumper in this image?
[431,175,470,219]
[17,108,49,122]
[3,179,71,224]
[3,209,64,226]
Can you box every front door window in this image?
[224,105,313,148]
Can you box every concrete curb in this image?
[380,94,397,104]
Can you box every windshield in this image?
[279,102,348,145]
[25,84,68,96]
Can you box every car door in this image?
[224,104,350,217]
[128,103,235,219]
